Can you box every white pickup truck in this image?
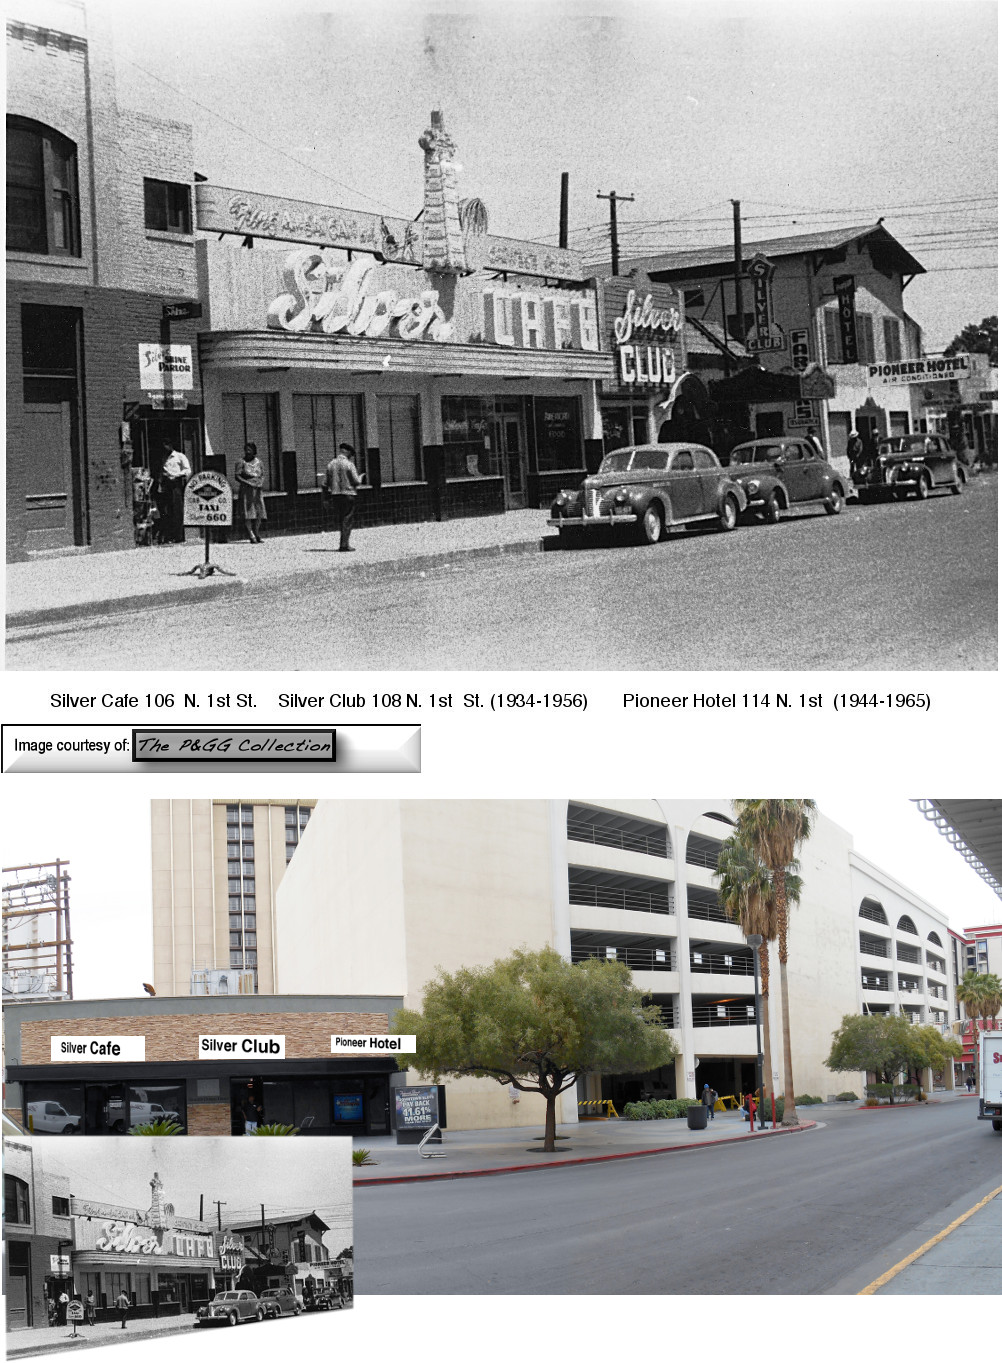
[978,1031,1002,1132]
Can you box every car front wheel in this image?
[824,487,843,515]
[762,491,782,524]
[915,471,931,499]
[951,471,963,494]
[639,503,664,545]
[226,1311,239,1326]
[718,495,739,532]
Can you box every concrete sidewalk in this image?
[7,1313,199,1358]
[6,510,552,629]
[353,1108,818,1184]
[863,1178,1002,1295]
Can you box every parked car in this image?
[194,1291,265,1326]
[725,438,847,520]
[257,1287,302,1317]
[26,1101,81,1134]
[548,443,747,545]
[853,433,965,500]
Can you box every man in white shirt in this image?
[159,440,191,543]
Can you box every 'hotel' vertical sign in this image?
[833,275,858,364]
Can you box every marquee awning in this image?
[708,366,803,404]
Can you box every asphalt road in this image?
[9,478,996,670]
[354,1101,1001,1295]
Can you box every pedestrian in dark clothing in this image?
[324,443,365,552]
[806,425,825,459]
[115,1292,130,1329]
[847,429,864,482]
[158,441,191,544]
[702,1084,717,1120]
[57,1291,69,1325]
[85,1292,97,1326]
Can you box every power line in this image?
[120,55,413,218]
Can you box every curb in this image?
[6,537,547,630]
[353,1120,817,1185]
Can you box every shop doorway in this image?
[7,1244,31,1328]
[85,1083,128,1134]
[494,400,528,509]
[21,305,85,551]
[754,410,784,438]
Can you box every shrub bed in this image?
[622,1097,701,1121]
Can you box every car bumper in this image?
[547,513,638,527]
[194,1318,234,1326]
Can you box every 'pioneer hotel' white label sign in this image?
[331,1034,417,1053]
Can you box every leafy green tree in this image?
[394,946,679,1151]
[732,800,816,1126]
[944,316,997,366]
[825,1013,917,1100]
[907,1025,963,1089]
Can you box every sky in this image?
[3,792,999,1002]
[88,0,997,353]
[15,1137,353,1253]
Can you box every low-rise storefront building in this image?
[3,993,404,1138]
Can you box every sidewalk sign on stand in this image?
[181,472,236,580]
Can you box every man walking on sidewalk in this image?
[324,442,365,552]
[116,1291,131,1329]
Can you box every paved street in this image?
[7,477,996,670]
[354,1098,1000,1295]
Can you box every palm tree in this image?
[957,970,1002,1093]
[715,834,774,1108]
[732,800,817,1127]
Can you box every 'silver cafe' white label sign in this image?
[51,1036,146,1062]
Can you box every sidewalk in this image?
[353,1107,818,1184]
[7,1313,200,1358]
[6,510,552,629]
[861,1178,1002,1295]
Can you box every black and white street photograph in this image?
[3,1136,353,1356]
[4,0,997,670]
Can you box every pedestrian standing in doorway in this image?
[115,1291,130,1329]
[159,440,191,544]
[242,1094,259,1134]
[806,425,825,459]
[57,1291,69,1326]
[235,441,267,543]
[324,442,365,552]
[85,1291,97,1326]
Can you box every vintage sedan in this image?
[548,443,747,546]
[725,438,848,520]
[194,1291,266,1326]
[258,1287,303,1318]
[854,433,965,500]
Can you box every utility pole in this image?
[199,1194,204,1222]
[597,189,634,276]
[213,1200,226,1231]
[731,198,744,345]
[559,172,569,249]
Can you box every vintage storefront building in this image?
[624,224,943,462]
[3,1140,73,1330]
[3,992,404,1138]
[193,110,612,533]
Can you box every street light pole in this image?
[747,933,766,1129]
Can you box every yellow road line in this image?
[858,1182,1002,1295]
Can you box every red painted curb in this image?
[354,1120,818,1186]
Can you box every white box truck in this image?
[978,1031,1002,1132]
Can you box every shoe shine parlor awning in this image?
[194,110,613,383]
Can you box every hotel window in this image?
[377,394,422,482]
[883,317,902,362]
[52,1196,70,1217]
[7,117,80,256]
[143,178,192,235]
[684,288,705,312]
[856,313,875,364]
[223,395,280,490]
[534,397,584,473]
[4,1176,30,1224]
[441,396,499,479]
[293,393,366,488]
[228,878,241,894]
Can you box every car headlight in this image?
[613,486,630,503]
[745,478,760,494]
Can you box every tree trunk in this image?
[542,1088,557,1152]
[776,869,799,1127]
[760,942,774,1106]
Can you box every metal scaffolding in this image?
[2,859,73,1001]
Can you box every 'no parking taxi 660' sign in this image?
[184,472,233,526]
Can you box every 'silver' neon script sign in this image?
[95,1221,165,1255]
[613,290,681,346]
[268,250,454,342]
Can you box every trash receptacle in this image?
[687,1104,708,1131]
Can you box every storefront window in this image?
[4,1175,30,1223]
[134,1274,152,1305]
[23,1082,85,1136]
[441,397,500,478]
[377,394,422,482]
[534,397,583,472]
[106,1273,131,1304]
[293,393,366,489]
[222,393,280,489]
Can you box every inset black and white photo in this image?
[3,1136,353,1356]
